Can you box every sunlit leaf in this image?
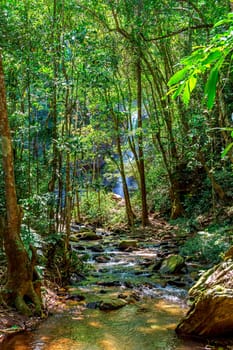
[168,67,189,86]
[201,50,222,66]
[188,75,197,93]
[204,68,218,109]
[221,142,233,158]
[182,82,190,105]
[171,83,185,99]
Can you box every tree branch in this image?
[141,24,213,42]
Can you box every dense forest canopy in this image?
[0,0,232,315]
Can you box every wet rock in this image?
[65,294,85,302]
[119,240,138,251]
[94,255,110,263]
[159,254,185,274]
[118,291,140,303]
[79,231,101,241]
[99,297,128,310]
[86,301,100,309]
[97,281,121,287]
[90,245,104,252]
[167,279,187,288]
[176,260,233,337]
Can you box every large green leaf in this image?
[182,81,191,105]
[188,75,197,93]
[201,50,222,66]
[168,67,189,86]
[205,57,225,109]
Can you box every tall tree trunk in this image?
[114,113,135,227]
[136,56,149,226]
[0,53,42,316]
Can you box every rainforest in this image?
[0,1,233,349]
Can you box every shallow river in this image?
[2,229,231,350]
[2,297,222,350]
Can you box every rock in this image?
[65,294,85,302]
[176,260,233,337]
[79,230,101,241]
[86,301,100,309]
[99,297,128,311]
[159,254,185,274]
[94,255,110,263]
[90,245,104,252]
[119,240,138,251]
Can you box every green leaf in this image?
[182,82,190,105]
[188,75,197,93]
[201,50,222,66]
[205,67,218,109]
[168,67,189,86]
[221,142,233,158]
[172,83,185,99]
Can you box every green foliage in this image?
[80,189,126,226]
[168,13,233,109]
[20,194,51,234]
[179,230,231,264]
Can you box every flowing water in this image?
[1,229,231,350]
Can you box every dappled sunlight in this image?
[154,300,185,316]
[146,317,159,323]
[88,320,103,328]
[98,337,121,350]
[46,338,83,350]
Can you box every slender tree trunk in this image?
[0,53,42,316]
[136,56,149,226]
[114,113,135,227]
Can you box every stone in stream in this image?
[94,255,110,263]
[119,239,138,251]
[79,230,101,241]
[176,259,233,337]
[90,245,104,252]
[99,297,128,310]
[159,254,185,274]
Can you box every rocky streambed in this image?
[2,222,233,349]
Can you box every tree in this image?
[0,52,42,316]
[168,11,233,198]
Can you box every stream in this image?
[1,226,229,350]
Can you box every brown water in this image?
[2,298,219,350]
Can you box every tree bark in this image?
[0,53,42,316]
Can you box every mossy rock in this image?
[176,260,233,337]
[99,297,128,310]
[119,240,138,251]
[159,254,185,274]
[79,231,100,241]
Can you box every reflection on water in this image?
[2,298,213,350]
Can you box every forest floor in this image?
[0,212,226,344]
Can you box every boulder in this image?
[79,230,100,241]
[99,297,128,311]
[159,254,184,274]
[176,260,233,337]
[119,240,138,251]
